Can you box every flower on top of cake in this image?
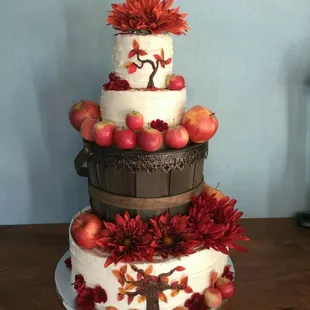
[106,0,189,36]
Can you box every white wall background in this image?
[1,0,310,224]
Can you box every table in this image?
[0,219,309,310]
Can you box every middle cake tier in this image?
[76,141,208,222]
[100,88,187,127]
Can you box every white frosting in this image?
[112,34,173,89]
[100,88,187,127]
[69,228,228,309]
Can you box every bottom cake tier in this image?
[69,230,228,310]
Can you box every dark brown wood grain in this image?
[0,219,309,310]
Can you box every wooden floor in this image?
[0,218,309,310]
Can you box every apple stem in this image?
[215,182,220,189]
[210,112,215,117]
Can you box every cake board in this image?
[55,250,235,310]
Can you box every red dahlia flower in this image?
[96,212,154,267]
[76,287,95,310]
[188,193,249,255]
[222,265,235,281]
[149,212,199,259]
[103,72,131,91]
[107,0,189,35]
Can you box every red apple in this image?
[204,287,223,309]
[126,111,144,130]
[137,128,163,152]
[71,212,103,249]
[204,183,225,200]
[182,105,218,143]
[215,277,236,299]
[167,74,186,90]
[69,100,100,131]
[164,125,189,149]
[80,118,98,141]
[93,120,116,147]
[114,127,137,150]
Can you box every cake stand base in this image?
[55,250,235,310]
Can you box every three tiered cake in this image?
[65,1,249,309]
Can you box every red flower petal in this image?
[133,39,139,51]
[128,295,134,305]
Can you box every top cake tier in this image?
[112,34,173,89]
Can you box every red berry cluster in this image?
[103,72,131,91]
[150,119,169,132]
[72,274,107,310]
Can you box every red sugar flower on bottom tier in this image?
[64,257,72,269]
[76,288,95,310]
[184,292,205,310]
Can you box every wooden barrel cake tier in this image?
[75,141,208,221]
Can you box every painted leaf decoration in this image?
[171,281,178,289]
[175,266,185,272]
[128,63,137,74]
[180,276,188,288]
[117,276,124,286]
[117,293,125,301]
[125,62,133,68]
[158,292,168,303]
[184,285,193,294]
[125,282,136,291]
[165,58,172,65]
[118,287,126,295]
[160,60,166,68]
[128,295,135,305]
[171,289,180,297]
[138,295,146,303]
[145,265,153,275]
[161,275,169,283]
[153,54,161,61]
[133,39,139,50]
[128,49,136,58]
[112,270,121,278]
[137,272,143,280]
[161,48,165,59]
[138,49,147,56]
[120,265,127,274]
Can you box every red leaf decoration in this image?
[165,58,172,65]
[184,285,193,294]
[128,49,136,58]
[175,266,186,272]
[138,49,147,56]
[128,295,134,305]
[128,63,138,74]
[180,276,188,288]
[133,39,139,50]
[153,54,161,61]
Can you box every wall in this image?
[1,0,310,224]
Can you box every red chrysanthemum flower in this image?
[76,287,95,310]
[184,292,205,310]
[64,257,72,269]
[188,193,249,255]
[222,265,235,281]
[107,0,189,35]
[149,212,199,259]
[103,72,131,91]
[150,119,168,132]
[96,211,154,267]
[72,274,85,291]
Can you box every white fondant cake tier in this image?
[100,88,187,127]
[69,231,228,309]
[112,34,173,89]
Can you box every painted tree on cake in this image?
[125,39,172,88]
[113,264,193,310]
